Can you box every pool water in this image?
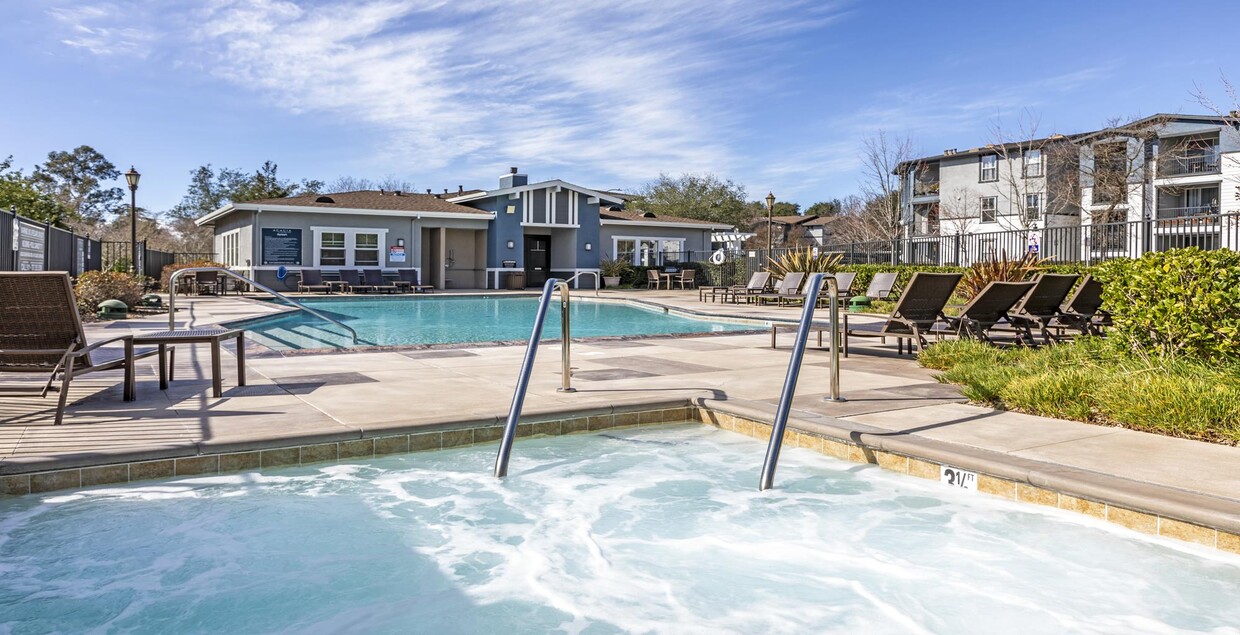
[236,296,753,349]
[2,424,1238,634]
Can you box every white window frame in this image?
[1023,149,1043,178]
[311,226,389,268]
[1024,193,1042,222]
[611,235,686,266]
[979,196,998,223]
[980,155,998,182]
[218,229,241,266]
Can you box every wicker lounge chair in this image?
[297,269,332,294]
[395,269,435,293]
[363,269,400,294]
[1053,275,1108,336]
[753,272,806,305]
[1004,273,1079,344]
[845,272,963,354]
[0,272,157,425]
[940,280,1037,343]
[338,269,373,294]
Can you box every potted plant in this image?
[599,257,629,288]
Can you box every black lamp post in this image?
[124,167,140,275]
[765,191,776,257]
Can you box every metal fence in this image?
[100,241,215,278]
[1,208,101,275]
[658,211,1240,285]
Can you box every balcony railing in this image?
[1158,205,1221,220]
[1159,151,1221,176]
[912,181,940,197]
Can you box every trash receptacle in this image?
[506,271,526,290]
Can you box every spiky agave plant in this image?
[765,248,843,280]
[960,250,1042,297]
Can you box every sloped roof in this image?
[237,190,488,215]
[599,209,732,229]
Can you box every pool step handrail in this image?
[759,273,845,491]
[495,277,564,477]
[168,267,359,345]
[559,270,601,296]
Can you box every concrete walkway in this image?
[1,290,1238,550]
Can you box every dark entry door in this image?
[524,235,550,286]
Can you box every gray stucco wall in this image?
[598,223,714,260]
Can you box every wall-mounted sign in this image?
[15,221,46,271]
[261,228,302,265]
[389,245,406,263]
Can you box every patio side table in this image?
[133,329,246,398]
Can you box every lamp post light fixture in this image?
[765,191,776,258]
[124,167,141,275]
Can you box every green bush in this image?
[74,271,145,318]
[1094,248,1240,363]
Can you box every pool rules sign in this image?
[12,219,46,271]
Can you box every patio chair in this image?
[718,271,771,303]
[363,269,400,294]
[675,269,697,290]
[297,269,332,294]
[195,270,220,295]
[338,269,373,294]
[939,280,1036,343]
[752,272,806,305]
[864,272,899,300]
[646,269,661,289]
[1053,275,1108,336]
[0,272,157,425]
[783,272,856,308]
[1003,273,1079,344]
[845,272,963,355]
[395,269,435,293]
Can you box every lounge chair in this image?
[783,271,856,307]
[646,269,661,289]
[863,272,899,300]
[0,272,157,425]
[338,269,373,294]
[753,272,806,305]
[675,269,697,290]
[363,269,400,294]
[1004,273,1079,344]
[716,272,771,303]
[940,280,1037,343]
[395,269,435,293]
[297,269,332,294]
[1052,275,1108,336]
[845,272,963,354]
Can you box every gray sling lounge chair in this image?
[395,269,435,293]
[339,269,373,294]
[864,272,899,300]
[941,280,1037,343]
[297,269,332,294]
[1053,275,1108,336]
[753,272,806,305]
[845,272,963,354]
[1004,273,1079,344]
[363,269,400,294]
[0,272,157,425]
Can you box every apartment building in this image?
[895,113,1240,262]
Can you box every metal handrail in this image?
[759,273,845,491]
[168,267,359,345]
[495,278,561,477]
[560,270,600,296]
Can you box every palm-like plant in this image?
[765,248,843,280]
[960,250,1042,297]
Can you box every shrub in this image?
[160,260,228,292]
[598,257,630,279]
[766,248,842,280]
[74,271,144,318]
[1094,248,1240,363]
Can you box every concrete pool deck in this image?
[1,290,1238,553]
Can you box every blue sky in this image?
[1,0,1236,216]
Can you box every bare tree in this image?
[1053,114,1174,226]
[859,131,913,238]
[327,175,417,193]
[987,110,1053,231]
[938,186,979,236]
[1193,76,1240,208]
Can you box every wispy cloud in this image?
[47,3,157,57]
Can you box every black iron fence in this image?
[1,208,101,275]
[100,241,215,278]
[653,212,1240,286]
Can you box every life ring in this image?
[709,249,726,265]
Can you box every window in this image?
[615,239,636,263]
[354,233,379,266]
[660,239,683,263]
[320,232,346,266]
[219,231,240,266]
[1023,149,1043,177]
[980,155,998,182]
[980,196,998,223]
[614,236,686,266]
[1024,194,1042,222]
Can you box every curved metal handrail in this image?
[759,273,845,491]
[168,267,359,345]
[559,270,600,296]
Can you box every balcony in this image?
[912,181,940,198]
[1157,205,1221,221]
[1158,151,1221,177]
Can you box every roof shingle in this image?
[237,190,489,215]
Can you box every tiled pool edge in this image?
[2,401,1237,556]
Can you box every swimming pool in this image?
[236,296,754,350]
[2,424,1236,633]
